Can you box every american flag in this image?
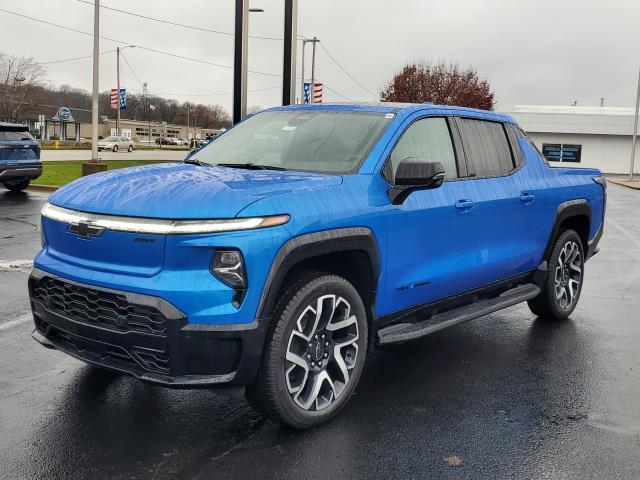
[312,83,323,103]
[149,104,156,111]
[110,89,119,110]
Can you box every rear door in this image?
[451,117,540,287]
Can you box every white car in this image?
[171,138,186,146]
[97,136,134,152]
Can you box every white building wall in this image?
[526,132,634,174]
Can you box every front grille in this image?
[32,277,168,336]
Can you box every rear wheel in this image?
[113,145,118,152]
[247,273,368,429]
[127,144,133,152]
[3,180,30,192]
[528,229,584,320]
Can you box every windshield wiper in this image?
[183,158,210,166]
[216,163,287,171]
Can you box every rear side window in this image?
[385,117,458,182]
[457,119,514,177]
[0,130,33,141]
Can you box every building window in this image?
[542,143,582,163]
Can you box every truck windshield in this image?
[191,110,393,174]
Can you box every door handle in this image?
[455,199,475,212]
[520,192,535,205]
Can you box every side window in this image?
[505,123,525,167]
[457,119,515,177]
[385,117,458,182]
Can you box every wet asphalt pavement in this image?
[1,184,639,479]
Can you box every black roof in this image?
[0,122,29,131]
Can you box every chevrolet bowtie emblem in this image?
[68,221,105,239]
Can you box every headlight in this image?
[41,203,290,235]
[211,250,246,289]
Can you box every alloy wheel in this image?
[285,294,359,411]
[554,240,582,309]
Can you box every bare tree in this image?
[0,53,46,122]
[380,61,495,110]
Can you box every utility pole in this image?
[187,103,190,140]
[90,0,100,163]
[630,66,640,182]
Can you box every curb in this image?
[607,179,640,190]
[28,184,59,192]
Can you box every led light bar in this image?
[41,202,289,235]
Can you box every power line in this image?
[149,85,283,97]
[76,0,283,41]
[319,43,377,98]
[38,50,115,64]
[324,85,353,102]
[0,7,280,78]
[120,52,143,86]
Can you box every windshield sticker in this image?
[282,126,297,131]
[385,113,396,119]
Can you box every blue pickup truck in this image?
[30,103,605,428]
[0,122,41,191]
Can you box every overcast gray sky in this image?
[2,0,639,113]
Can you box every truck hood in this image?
[48,162,342,218]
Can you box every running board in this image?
[377,283,540,345]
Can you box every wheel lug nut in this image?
[325,342,329,347]
[307,354,311,359]
[324,352,328,358]
[311,362,315,367]
[314,335,318,340]
[321,334,325,339]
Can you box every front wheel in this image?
[112,145,118,152]
[528,229,584,320]
[3,179,30,192]
[247,273,368,429]
[127,145,133,152]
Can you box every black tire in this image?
[3,179,30,192]
[113,145,118,152]
[246,273,368,429]
[528,229,585,320]
[128,145,133,152]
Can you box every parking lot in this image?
[41,149,188,162]
[0,183,638,479]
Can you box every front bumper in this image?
[29,268,269,392]
[0,163,42,181]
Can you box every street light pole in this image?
[116,46,121,136]
[630,65,640,182]
[299,37,319,104]
[310,36,318,104]
[91,0,99,162]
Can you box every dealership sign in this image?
[51,106,75,123]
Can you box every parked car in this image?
[0,122,41,191]
[30,103,606,429]
[155,137,176,146]
[97,136,134,152]
[171,138,187,146]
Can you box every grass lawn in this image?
[32,160,176,187]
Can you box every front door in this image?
[382,115,483,314]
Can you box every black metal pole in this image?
[282,0,296,106]
[233,0,246,124]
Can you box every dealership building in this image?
[510,105,639,174]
